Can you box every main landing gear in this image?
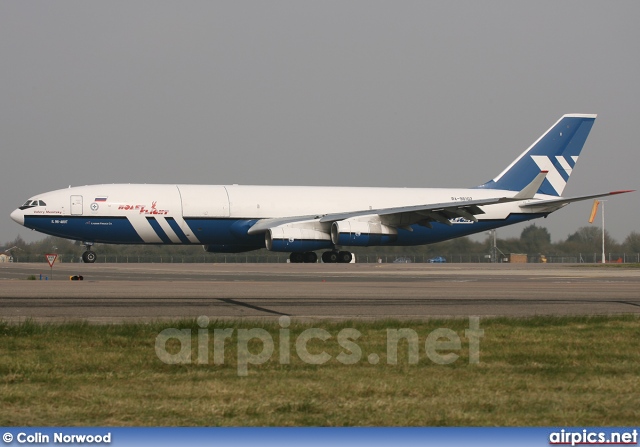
[289,251,318,263]
[289,251,353,263]
[81,242,97,263]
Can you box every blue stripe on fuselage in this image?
[183,217,265,249]
[165,217,191,244]
[23,216,144,244]
[146,217,172,243]
[22,213,546,248]
[389,213,546,246]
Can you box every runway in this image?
[1,263,639,322]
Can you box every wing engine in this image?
[264,219,333,252]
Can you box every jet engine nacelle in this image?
[265,225,333,252]
[331,218,398,246]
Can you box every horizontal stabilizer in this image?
[519,190,634,211]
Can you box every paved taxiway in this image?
[1,263,639,322]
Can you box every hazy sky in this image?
[1,1,638,246]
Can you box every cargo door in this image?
[178,186,229,217]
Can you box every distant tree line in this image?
[2,224,640,263]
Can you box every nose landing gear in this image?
[81,242,97,263]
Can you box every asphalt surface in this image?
[1,262,639,322]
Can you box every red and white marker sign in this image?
[45,253,58,267]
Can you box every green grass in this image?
[1,316,639,426]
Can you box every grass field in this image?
[1,316,639,426]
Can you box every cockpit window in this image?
[19,199,45,210]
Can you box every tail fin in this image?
[477,114,597,196]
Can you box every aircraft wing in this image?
[247,216,319,234]
[248,197,510,235]
[317,197,504,226]
[519,190,634,212]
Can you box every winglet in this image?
[512,171,549,200]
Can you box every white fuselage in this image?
[11,183,552,251]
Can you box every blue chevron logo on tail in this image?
[477,114,597,196]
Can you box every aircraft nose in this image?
[10,208,24,225]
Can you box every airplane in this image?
[10,114,633,264]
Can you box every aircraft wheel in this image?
[303,252,318,263]
[289,252,305,263]
[322,251,339,263]
[338,251,352,263]
[83,251,97,263]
